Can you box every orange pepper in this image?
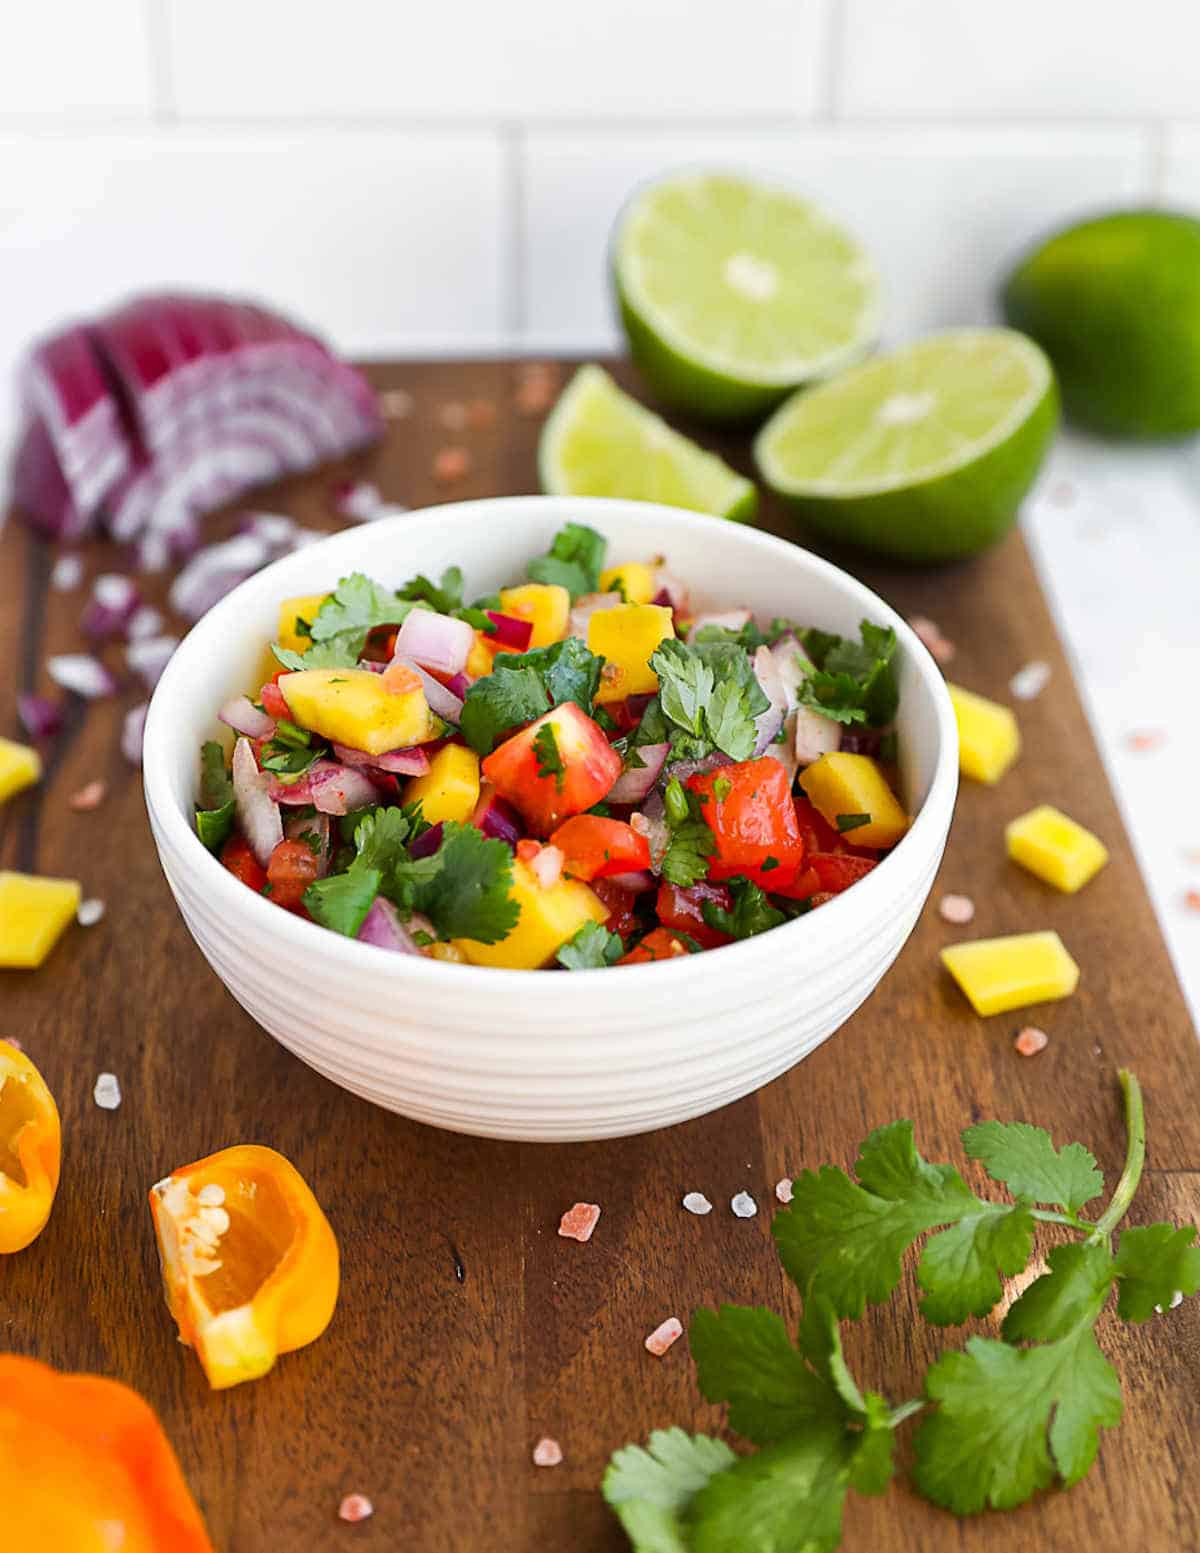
[0,1355,213,1551]
[0,1040,61,1253]
[149,1144,338,1390]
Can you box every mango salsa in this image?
[497,583,570,647]
[1006,805,1109,894]
[276,594,329,656]
[941,930,1079,1017]
[455,858,608,969]
[279,668,437,756]
[0,739,42,805]
[404,745,481,826]
[0,872,81,968]
[798,752,909,849]
[466,631,499,680]
[948,683,1020,785]
[588,603,675,705]
[598,560,656,605]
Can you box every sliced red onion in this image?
[410,821,444,860]
[388,655,463,723]
[484,611,533,651]
[335,480,408,524]
[664,750,733,785]
[752,645,787,756]
[653,572,688,613]
[126,634,178,691]
[17,692,63,740]
[794,706,842,767]
[393,610,474,675]
[762,711,800,787]
[471,787,522,847]
[687,609,751,641]
[268,760,380,816]
[121,701,148,767]
[568,591,621,638]
[219,693,275,740]
[285,810,331,877]
[632,809,670,872]
[839,727,884,758]
[769,633,814,713]
[46,653,117,700]
[50,553,84,591]
[232,735,283,866]
[357,896,422,954]
[447,671,470,700]
[605,869,655,893]
[332,742,430,776]
[608,741,669,804]
[81,573,141,641]
[127,603,165,641]
[169,530,275,621]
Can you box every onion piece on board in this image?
[46,654,117,700]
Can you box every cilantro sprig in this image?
[556,920,625,970]
[527,521,606,599]
[659,778,716,888]
[650,638,769,763]
[459,637,603,754]
[195,741,235,852]
[796,621,899,728]
[606,1071,1200,1551]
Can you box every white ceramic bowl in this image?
[144,497,957,1142]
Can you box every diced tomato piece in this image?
[266,838,320,908]
[655,880,734,949]
[793,795,881,860]
[481,702,622,836]
[807,853,878,894]
[688,759,806,891]
[221,833,267,893]
[605,694,654,739]
[549,816,650,882]
[591,878,642,941]
[260,680,290,721]
[770,865,821,902]
[809,891,836,908]
[618,926,693,965]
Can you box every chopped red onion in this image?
[752,645,787,755]
[410,821,444,860]
[447,671,470,700]
[388,655,463,723]
[81,573,141,641]
[653,572,688,612]
[286,810,331,876]
[268,760,380,816]
[762,711,800,787]
[608,741,669,804]
[687,609,751,641]
[50,553,84,591]
[664,751,733,785]
[17,692,63,740]
[357,896,421,954]
[332,742,430,776]
[605,869,655,893]
[568,591,621,638]
[839,727,884,758]
[793,706,842,766]
[46,653,117,700]
[219,693,275,740]
[484,611,533,651]
[232,735,283,865]
[393,610,474,675]
[127,604,165,641]
[335,480,408,524]
[169,531,275,621]
[121,701,148,767]
[471,787,522,847]
[126,634,178,691]
[530,844,565,889]
[770,633,814,712]
[633,809,670,872]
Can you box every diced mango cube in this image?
[426,941,467,963]
[455,859,608,969]
[498,583,570,647]
[404,745,481,826]
[798,752,909,849]
[466,631,499,680]
[588,603,675,705]
[948,683,1020,785]
[599,561,657,605]
[941,931,1079,1017]
[276,594,329,655]
[279,668,438,755]
[0,738,42,805]
[0,871,81,968]
[1006,805,1109,894]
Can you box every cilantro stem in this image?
[1090,1069,1145,1244]
[888,1399,925,1429]
[1030,1207,1088,1230]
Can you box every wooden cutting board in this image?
[2,360,1198,1553]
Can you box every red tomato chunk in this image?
[619,926,692,965]
[688,759,806,891]
[482,702,621,836]
[655,880,733,949]
[549,816,650,882]
[266,839,320,908]
[221,834,267,893]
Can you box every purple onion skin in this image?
[475,794,522,848]
[409,822,444,860]
[839,727,884,757]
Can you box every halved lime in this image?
[539,364,757,521]
[755,329,1059,562]
[613,170,881,421]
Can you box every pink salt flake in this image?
[644,1317,684,1357]
[909,616,955,665]
[558,1202,601,1242]
[532,1436,563,1468]
[939,893,976,925]
[467,397,497,430]
[1014,1027,1049,1057]
[1126,729,1166,753]
[6,1037,23,1054]
[438,401,469,431]
[432,446,472,485]
[69,780,107,812]
[1009,660,1051,701]
[380,387,414,419]
[515,362,560,418]
[338,1493,374,1523]
[775,1177,794,1204]
[1184,890,1200,915]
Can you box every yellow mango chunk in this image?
[588,603,675,705]
[941,931,1079,1017]
[1006,805,1109,894]
[404,745,481,826]
[456,859,608,969]
[466,631,499,680]
[279,668,437,756]
[0,872,81,968]
[0,738,42,805]
[276,594,329,655]
[498,583,570,647]
[948,683,1020,785]
[798,752,909,849]
[599,561,657,605]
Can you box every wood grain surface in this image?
[2,359,1198,1552]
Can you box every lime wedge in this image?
[755,328,1059,562]
[613,170,881,421]
[539,365,757,521]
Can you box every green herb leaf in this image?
[917,1198,1036,1325]
[797,621,898,728]
[303,865,381,937]
[195,741,235,853]
[849,1395,895,1497]
[397,565,465,614]
[307,571,410,655]
[835,813,871,834]
[704,678,758,762]
[962,1121,1104,1215]
[1113,1223,1200,1321]
[527,521,607,599]
[690,1305,846,1445]
[407,821,518,943]
[701,878,785,941]
[653,638,714,738]
[556,919,625,970]
[603,1429,736,1553]
[459,664,551,754]
[533,723,566,790]
[1002,1242,1115,1343]
[651,638,767,760]
[521,635,604,713]
[272,631,363,672]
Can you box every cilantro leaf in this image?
[660,787,716,888]
[692,621,771,653]
[522,635,604,713]
[303,865,381,937]
[408,821,518,943]
[703,678,758,761]
[195,741,235,852]
[652,638,767,760]
[397,565,465,614]
[527,521,606,599]
[459,664,550,754]
[701,878,785,941]
[556,920,624,970]
[653,638,714,738]
[307,572,410,657]
[1002,1242,1114,1343]
[849,1394,895,1497]
[797,621,898,728]
[533,723,565,789]
[962,1120,1104,1216]
[917,1198,1036,1325]
[272,631,363,671]
[603,1429,735,1553]
[691,1305,847,1445]
[1113,1223,1200,1321]
[351,805,440,908]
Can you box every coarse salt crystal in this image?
[69,780,107,812]
[438,401,469,431]
[558,1202,601,1242]
[338,1493,374,1523]
[381,388,414,419]
[50,553,84,591]
[93,1072,122,1109]
[467,398,497,430]
[909,616,955,665]
[775,1178,794,1205]
[731,1191,758,1219]
[1126,729,1166,753]
[682,1192,713,1215]
[432,446,471,485]
[939,893,975,925]
[1184,890,1200,914]
[77,898,105,927]
[532,1436,563,1467]
[645,1317,684,1357]
[1009,660,1051,701]
[1014,1027,1049,1057]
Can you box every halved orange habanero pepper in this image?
[149,1144,339,1390]
[0,1040,61,1253]
[0,1355,213,1552]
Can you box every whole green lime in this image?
[1002,209,1200,438]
